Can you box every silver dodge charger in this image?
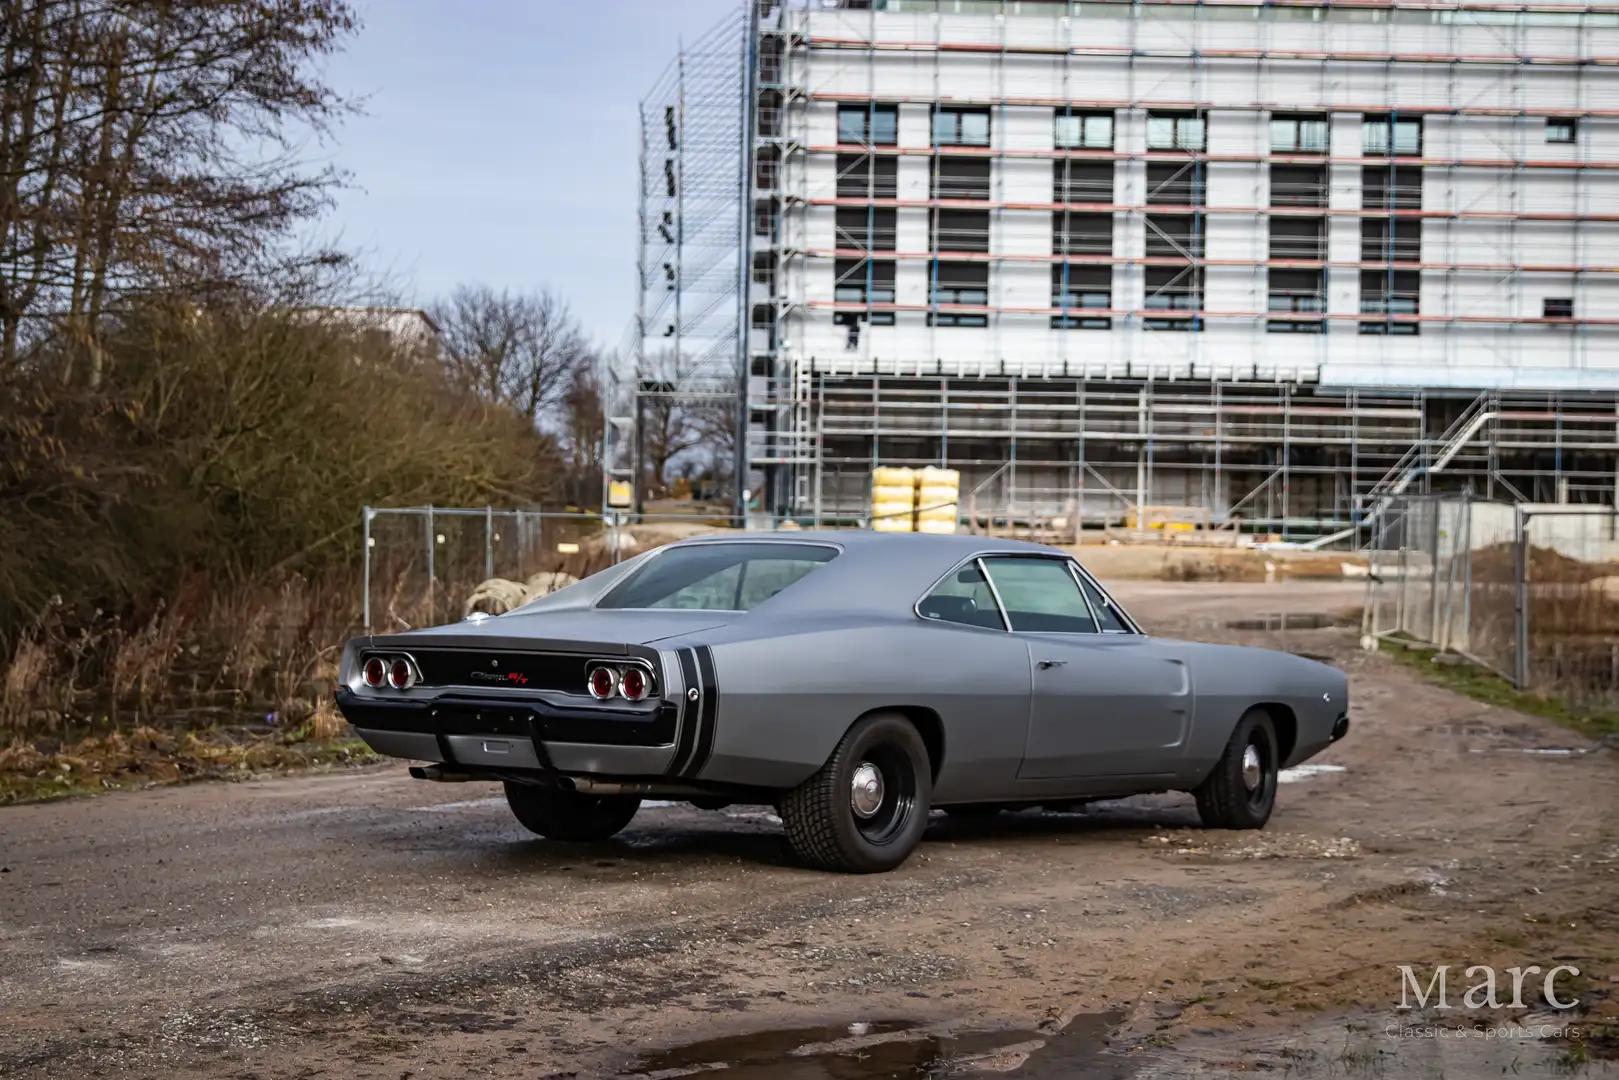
[336,532,1349,873]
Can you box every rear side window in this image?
[918,562,1004,629]
[597,543,836,611]
[1074,568,1130,632]
[981,557,1098,633]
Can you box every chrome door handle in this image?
[1037,659,1067,669]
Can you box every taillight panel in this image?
[585,660,657,703]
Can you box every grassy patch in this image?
[0,726,381,805]
[1379,640,1619,740]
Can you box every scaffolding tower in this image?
[607,10,752,517]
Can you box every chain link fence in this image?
[361,507,740,632]
[1365,494,1619,707]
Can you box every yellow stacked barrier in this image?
[871,466,918,532]
[915,466,960,534]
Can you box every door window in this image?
[981,558,1098,633]
[1073,568,1131,633]
[918,562,1004,629]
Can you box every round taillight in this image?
[388,657,415,690]
[620,667,648,702]
[589,666,616,700]
[362,657,387,688]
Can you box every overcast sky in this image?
[310,0,741,348]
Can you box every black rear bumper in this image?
[334,688,679,748]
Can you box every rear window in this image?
[597,543,837,611]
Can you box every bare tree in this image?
[431,285,587,423]
[634,349,736,499]
[557,357,605,507]
[0,0,358,378]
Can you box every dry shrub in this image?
[0,300,560,742]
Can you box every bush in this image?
[0,301,561,735]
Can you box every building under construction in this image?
[613,0,1619,535]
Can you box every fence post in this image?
[1461,496,1473,653]
[426,505,436,627]
[485,505,494,582]
[1429,501,1442,642]
[362,506,373,630]
[1514,507,1530,689]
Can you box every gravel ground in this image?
[1,580,1616,1079]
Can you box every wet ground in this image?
[2,581,1617,1078]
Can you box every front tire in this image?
[504,782,641,842]
[780,712,932,873]
[1193,708,1279,830]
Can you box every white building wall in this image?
[775,3,1619,389]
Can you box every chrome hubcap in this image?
[851,762,885,819]
[1241,744,1263,791]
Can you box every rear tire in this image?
[1193,708,1279,830]
[780,712,932,873]
[504,782,641,842]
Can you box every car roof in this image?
[650,530,1074,617]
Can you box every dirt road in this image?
[2,582,1616,1079]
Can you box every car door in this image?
[978,556,1192,781]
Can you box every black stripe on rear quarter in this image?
[665,648,701,776]
[686,645,719,778]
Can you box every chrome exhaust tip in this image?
[1330,714,1350,742]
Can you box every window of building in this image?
[1145,162,1205,206]
[1051,265,1112,329]
[1271,113,1329,153]
[929,261,989,326]
[1547,117,1577,144]
[836,154,897,199]
[1363,115,1422,156]
[758,35,783,86]
[1359,269,1421,334]
[1054,110,1114,150]
[757,91,782,139]
[1146,111,1206,151]
[751,252,776,290]
[753,197,778,238]
[755,146,780,190]
[834,207,897,252]
[837,103,898,147]
[931,208,990,253]
[934,156,992,200]
[1144,266,1202,330]
[1361,217,1422,262]
[1054,160,1114,204]
[933,106,991,147]
[833,258,896,305]
[1270,164,1327,207]
[1267,268,1325,333]
[1053,212,1113,256]
[1362,166,1424,210]
[1145,215,1204,259]
[1544,296,1574,318]
[1269,217,1326,261]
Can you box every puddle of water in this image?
[623,1013,1126,1079]
[1226,613,1340,631]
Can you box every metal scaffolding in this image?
[641,0,1619,532]
[607,9,750,517]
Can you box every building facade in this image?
[630,0,1619,531]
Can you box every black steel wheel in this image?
[1193,708,1279,830]
[504,782,641,842]
[779,712,932,873]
